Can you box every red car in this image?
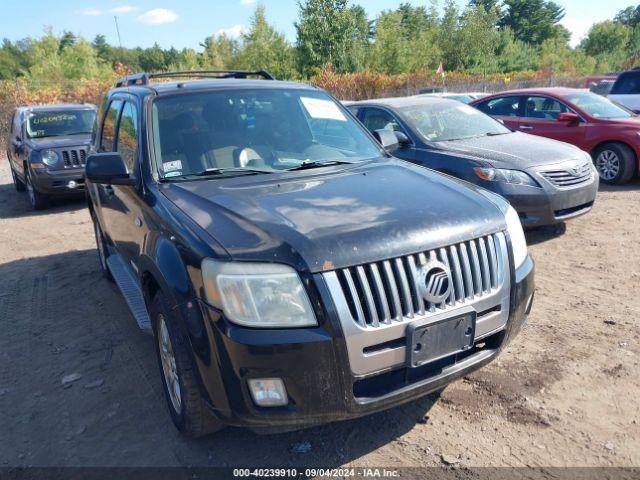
[472,88,640,184]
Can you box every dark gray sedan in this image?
[347,97,599,228]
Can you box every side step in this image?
[106,254,152,333]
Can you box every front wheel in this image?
[593,143,636,185]
[11,168,26,192]
[151,291,223,438]
[25,172,48,210]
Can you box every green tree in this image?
[457,4,501,73]
[200,34,239,69]
[139,43,167,71]
[581,20,631,70]
[59,31,77,52]
[615,5,640,28]
[295,0,369,75]
[91,34,111,62]
[500,0,566,45]
[368,5,440,74]
[236,5,296,79]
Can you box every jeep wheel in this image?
[151,291,223,437]
[593,143,636,185]
[93,219,113,282]
[25,173,48,210]
[11,168,26,192]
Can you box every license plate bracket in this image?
[407,313,476,368]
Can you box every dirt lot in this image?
[0,157,639,471]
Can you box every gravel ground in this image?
[0,158,638,471]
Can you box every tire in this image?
[593,143,636,185]
[25,172,48,210]
[11,168,26,192]
[151,291,223,438]
[92,218,114,282]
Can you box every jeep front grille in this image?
[335,233,504,329]
[541,163,592,187]
[62,148,87,168]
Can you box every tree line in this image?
[1,0,639,84]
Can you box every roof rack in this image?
[115,70,275,88]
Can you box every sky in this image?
[0,0,634,50]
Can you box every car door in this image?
[519,95,585,145]
[94,98,123,244]
[357,106,417,162]
[106,98,146,269]
[609,71,640,113]
[474,95,522,130]
[9,110,26,179]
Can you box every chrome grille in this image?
[335,233,504,329]
[61,148,87,168]
[541,163,592,187]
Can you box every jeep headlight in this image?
[201,260,317,328]
[41,149,59,166]
[505,205,528,269]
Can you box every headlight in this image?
[41,149,59,166]
[505,205,528,269]
[474,167,539,187]
[201,260,317,328]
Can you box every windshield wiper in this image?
[485,131,510,136]
[194,167,274,177]
[286,160,357,171]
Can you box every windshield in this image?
[563,92,633,119]
[151,89,382,180]
[26,109,96,139]
[401,102,511,142]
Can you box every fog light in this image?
[248,378,288,407]
[67,180,78,189]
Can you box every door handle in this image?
[104,185,115,196]
[520,125,533,130]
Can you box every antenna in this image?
[114,16,123,49]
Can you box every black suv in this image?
[7,104,97,209]
[86,71,535,437]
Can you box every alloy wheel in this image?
[596,150,620,181]
[158,314,182,413]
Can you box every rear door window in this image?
[611,72,640,95]
[476,96,521,117]
[100,99,122,152]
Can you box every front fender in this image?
[137,234,232,417]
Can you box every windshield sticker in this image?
[456,105,481,115]
[31,114,78,124]
[301,97,347,122]
[164,171,182,178]
[162,160,183,173]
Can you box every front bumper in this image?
[30,167,85,195]
[486,175,598,228]
[195,255,534,430]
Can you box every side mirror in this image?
[86,152,135,185]
[557,112,579,123]
[373,129,399,152]
[395,131,411,145]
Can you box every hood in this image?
[161,159,506,273]
[26,134,92,150]
[434,131,585,169]
[599,116,640,128]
